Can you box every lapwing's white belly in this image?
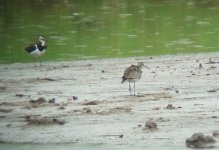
[30,46,45,57]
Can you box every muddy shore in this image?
[0,53,219,147]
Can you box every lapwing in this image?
[24,35,47,66]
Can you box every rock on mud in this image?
[186,133,216,148]
[166,104,175,109]
[82,100,100,105]
[143,120,158,130]
[29,97,47,104]
[48,98,56,103]
[213,131,219,137]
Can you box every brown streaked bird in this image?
[121,62,149,95]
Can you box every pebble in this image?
[166,104,175,109]
[48,98,56,103]
[72,96,78,100]
[144,120,158,130]
[213,131,219,137]
[29,97,47,104]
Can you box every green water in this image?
[0,0,219,63]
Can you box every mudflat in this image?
[0,53,218,148]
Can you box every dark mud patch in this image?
[0,102,18,106]
[82,100,101,105]
[28,77,57,83]
[29,97,47,104]
[213,131,219,137]
[98,106,132,115]
[0,108,13,113]
[25,115,65,125]
[165,104,182,110]
[0,86,7,91]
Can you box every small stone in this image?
[0,86,6,91]
[166,104,175,109]
[83,108,92,113]
[37,97,46,103]
[212,116,218,118]
[101,70,105,73]
[119,134,123,138]
[29,97,46,104]
[86,64,92,66]
[213,131,219,137]
[199,63,203,69]
[83,100,100,105]
[48,98,55,103]
[138,124,142,128]
[152,107,160,110]
[207,89,217,93]
[52,118,65,125]
[175,90,179,93]
[72,96,78,100]
[58,106,65,110]
[15,94,25,97]
[144,120,157,130]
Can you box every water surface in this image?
[0,0,219,63]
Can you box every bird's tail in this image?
[121,76,126,84]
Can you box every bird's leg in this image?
[34,57,37,67]
[134,81,136,96]
[39,58,43,67]
[129,82,132,96]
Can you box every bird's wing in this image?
[122,65,138,78]
[24,43,36,53]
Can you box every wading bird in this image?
[24,35,47,66]
[121,62,149,95]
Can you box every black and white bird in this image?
[24,35,47,66]
[121,62,149,96]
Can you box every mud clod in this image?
[37,77,56,81]
[207,89,217,93]
[82,100,100,105]
[143,120,158,130]
[72,96,78,100]
[166,104,175,109]
[83,107,92,114]
[29,97,47,104]
[48,98,56,103]
[0,86,6,91]
[213,131,219,137]
[15,94,25,97]
[0,108,13,113]
[25,115,65,125]
[186,133,216,148]
[58,106,65,110]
